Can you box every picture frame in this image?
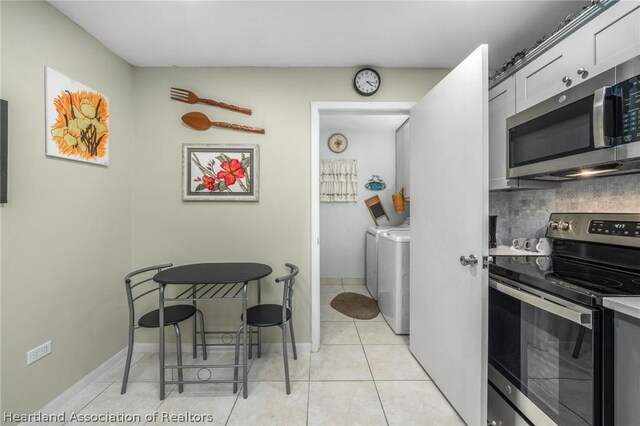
[45,67,110,166]
[182,144,259,202]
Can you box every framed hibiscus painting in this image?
[182,144,259,201]
[45,67,109,166]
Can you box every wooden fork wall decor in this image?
[170,87,252,115]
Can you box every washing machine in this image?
[365,219,409,300]
[377,230,410,335]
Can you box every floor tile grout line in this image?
[306,339,312,426]
[223,386,242,425]
[355,318,390,426]
[352,322,365,368]
[61,381,114,425]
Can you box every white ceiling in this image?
[48,0,590,69]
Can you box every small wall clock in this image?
[354,68,381,96]
[328,133,348,153]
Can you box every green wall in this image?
[0,1,134,416]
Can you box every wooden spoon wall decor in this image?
[181,111,265,134]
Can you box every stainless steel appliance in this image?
[507,55,640,181]
[488,213,640,426]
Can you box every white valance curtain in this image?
[320,159,358,202]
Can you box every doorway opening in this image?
[310,102,413,351]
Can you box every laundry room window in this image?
[320,159,358,202]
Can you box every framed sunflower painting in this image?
[45,67,109,166]
[182,144,259,201]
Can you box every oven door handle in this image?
[490,278,592,328]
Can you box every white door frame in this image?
[310,101,414,352]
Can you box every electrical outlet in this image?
[27,340,51,365]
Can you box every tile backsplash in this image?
[490,174,640,245]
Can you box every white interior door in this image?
[409,45,489,425]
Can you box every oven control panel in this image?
[547,213,640,248]
[588,220,640,237]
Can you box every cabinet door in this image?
[395,119,410,198]
[489,77,518,190]
[515,2,640,113]
[514,42,577,112]
[576,2,640,79]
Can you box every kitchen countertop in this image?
[602,297,640,320]
[489,245,548,257]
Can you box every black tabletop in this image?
[154,262,272,285]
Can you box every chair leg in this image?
[174,324,184,394]
[192,311,197,359]
[257,328,262,358]
[282,325,291,395]
[120,327,135,394]
[248,325,253,360]
[233,325,242,394]
[196,310,207,360]
[289,317,298,361]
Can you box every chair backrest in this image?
[124,263,173,328]
[275,263,299,321]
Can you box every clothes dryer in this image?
[365,221,409,299]
[377,231,410,334]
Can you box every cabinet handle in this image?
[577,67,589,77]
[562,75,572,85]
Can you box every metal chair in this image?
[234,263,299,394]
[121,263,207,394]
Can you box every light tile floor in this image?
[46,281,463,425]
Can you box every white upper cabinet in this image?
[489,76,518,190]
[577,1,640,79]
[515,41,574,113]
[515,1,640,113]
[395,119,410,199]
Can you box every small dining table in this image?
[153,262,272,400]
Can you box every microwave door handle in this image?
[593,87,609,149]
[489,279,592,328]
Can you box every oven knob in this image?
[548,221,559,230]
[559,221,571,230]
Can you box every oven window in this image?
[489,287,594,426]
[509,95,594,168]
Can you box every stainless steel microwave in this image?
[507,55,640,181]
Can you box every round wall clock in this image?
[353,68,381,96]
[328,133,348,153]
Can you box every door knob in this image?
[562,75,572,85]
[459,254,478,266]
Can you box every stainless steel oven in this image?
[489,213,640,426]
[489,275,601,426]
[507,55,640,180]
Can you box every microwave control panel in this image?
[618,76,639,143]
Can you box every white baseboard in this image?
[39,347,127,415]
[38,341,311,415]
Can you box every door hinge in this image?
[483,256,494,269]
